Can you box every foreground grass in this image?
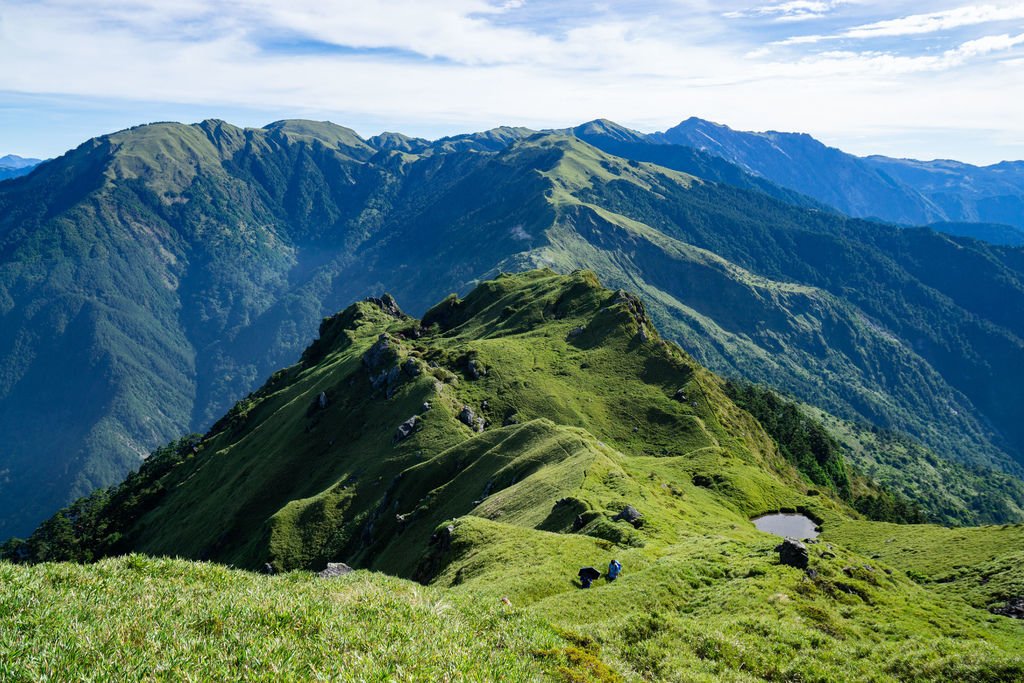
[0,555,579,682]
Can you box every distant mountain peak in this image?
[0,154,42,169]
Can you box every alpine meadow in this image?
[3,1,1024,680]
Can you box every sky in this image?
[1,1,1023,164]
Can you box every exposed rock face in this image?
[365,294,404,318]
[402,359,421,377]
[458,406,476,428]
[776,538,809,569]
[394,416,421,443]
[614,505,644,528]
[318,562,354,578]
[466,359,486,380]
[363,334,395,371]
[991,597,1024,619]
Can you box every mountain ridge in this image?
[657,117,1024,231]
[2,117,1024,537]
[6,270,1024,681]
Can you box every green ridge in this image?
[3,119,1024,540]
[5,271,1023,681]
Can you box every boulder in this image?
[316,392,328,410]
[394,416,421,443]
[466,359,486,380]
[991,597,1024,619]
[776,538,809,569]
[613,505,644,528]
[430,524,456,551]
[402,358,421,378]
[458,405,476,427]
[318,562,354,579]
[362,334,395,370]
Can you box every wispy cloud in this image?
[724,1,851,22]
[778,2,1024,44]
[0,0,1022,163]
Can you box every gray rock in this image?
[362,334,394,370]
[673,388,686,402]
[613,505,644,528]
[318,562,354,579]
[473,417,486,433]
[394,416,421,443]
[421,402,432,412]
[991,597,1024,619]
[458,405,476,427]
[317,391,328,410]
[776,538,809,569]
[384,366,402,398]
[467,359,486,380]
[364,294,404,318]
[402,358,421,378]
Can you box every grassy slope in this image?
[0,555,581,682]
[4,121,1024,541]
[7,271,1024,681]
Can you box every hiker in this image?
[607,559,622,581]
[578,566,601,588]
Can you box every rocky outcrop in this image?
[613,505,644,528]
[318,562,354,578]
[363,334,396,371]
[364,294,404,318]
[776,538,809,569]
[991,597,1024,619]
[394,416,421,443]
[458,406,485,432]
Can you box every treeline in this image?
[724,380,927,524]
[1,436,201,564]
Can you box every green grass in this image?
[0,555,586,682]
[8,270,1024,681]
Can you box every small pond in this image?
[751,512,820,539]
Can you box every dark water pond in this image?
[752,513,820,539]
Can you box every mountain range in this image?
[2,117,1024,537]
[0,154,42,181]
[655,117,1024,237]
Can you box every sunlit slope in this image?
[3,120,1024,539]
[7,271,1024,681]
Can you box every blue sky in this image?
[1,1,1023,164]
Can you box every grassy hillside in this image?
[3,119,1024,539]
[6,272,1023,681]
[0,556,580,682]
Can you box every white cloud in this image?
[724,1,849,22]
[846,3,1024,38]
[778,2,1024,44]
[0,0,1022,163]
